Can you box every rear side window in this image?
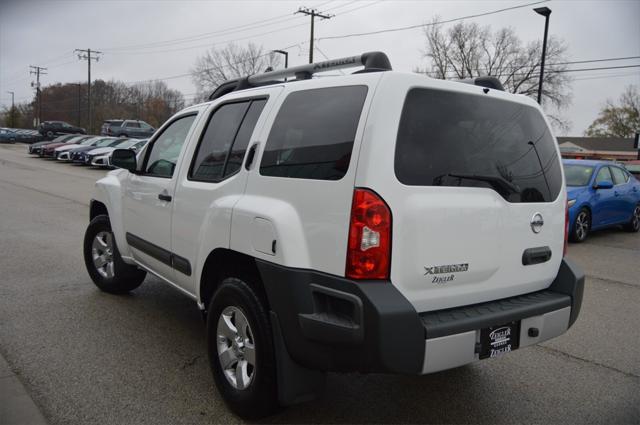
[260,85,368,180]
[610,166,629,184]
[190,98,266,182]
[395,88,562,203]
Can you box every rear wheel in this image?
[624,204,640,232]
[46,130,54,139]
[206,278,278,419]
[83,215,146,293]
[570,208,590,242]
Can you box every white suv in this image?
[83,52,584,419]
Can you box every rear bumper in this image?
[257,258,584,375]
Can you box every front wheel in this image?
[207,278,278,419]
[46,130,54,139]
[570,208,590,242]
[83,215,146,293]
[624,204,640,232]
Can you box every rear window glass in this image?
[395,88,562,203]
[564,165,594,186]
[260,86,368,180]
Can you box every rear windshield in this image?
[395,88,562,203]
[564,164,594,186]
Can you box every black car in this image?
[38,121,86,139]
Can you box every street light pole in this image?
[534,6,552,105]
[6,91,15,127]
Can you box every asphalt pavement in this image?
[0,143,638,424]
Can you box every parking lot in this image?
[0,142,638,424]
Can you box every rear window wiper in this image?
[446,173,521,195]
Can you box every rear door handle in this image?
[158,193,172,202]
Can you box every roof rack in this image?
[209,51,392,101]
[459,76,505,91]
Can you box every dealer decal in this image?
[424,263,469,284]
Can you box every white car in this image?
[88,139,148,167]
[54,136,111,160]
[83,52,584,419]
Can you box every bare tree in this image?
[418,20,572,132]
[585,85,640,138]
[191,43,281,101]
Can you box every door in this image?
[609,165,635,223]
[171,90,280,293]
[591,166,616,227]
[122,113,199,281]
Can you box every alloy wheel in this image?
[91,231,115,278]
[216,306,256,390]
[575,211,589,241]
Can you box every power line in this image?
[317,0,550,41]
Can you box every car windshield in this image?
[80,138,100,145]
[115,140,136,148]
[564,164,595,186]
[94,138,117,147]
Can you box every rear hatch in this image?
[380,86,565,312]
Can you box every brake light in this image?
[564,200,569,256]
[346,188,391,280]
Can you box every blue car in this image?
[563,159,640,242]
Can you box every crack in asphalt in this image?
[180,355,201,370]
[586,274,639,289]
[535,344,639,379]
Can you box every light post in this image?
[272,49,289,81]
[534,6,551,105]
[6,91,15,127]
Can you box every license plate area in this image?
[479,321,520,359]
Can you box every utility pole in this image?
[534,7,552,104]
[29,65,47,127]
[6,91,15,127]
[295,7,333,63]
[75,83,82,127]
[75,48,101,133]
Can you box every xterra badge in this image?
[424,263,469,284]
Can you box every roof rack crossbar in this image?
[209,51,391,100]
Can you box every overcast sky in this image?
[1,0,639,135]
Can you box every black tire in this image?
[120,133,128,138]
[623,204,640,232]
[83,215,146,294]
[206,278,278,419]
[46,130,54,139]
[570,208,590,243]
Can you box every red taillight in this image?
[346,188,391,280]
[564,200,569,256]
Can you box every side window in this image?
[127,122,141,128]
[594,167,613,185]
[260,86,368,180]
[144,114,197,178]
[610,166,628,185]
[190,102,250,181]
[225,99,267,177]
[190,99,267,182]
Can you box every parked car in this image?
[623,160,640,179]
[28,134,77,154]
[564,159,640,242]
[41,135,94,157]
[38,121,86,139]
[55,137,114,160]
[68,138,125,163]
[0,128,17,143]
[100,120,124,136]
[105,119,155,139]
[85,52,584,419]
[87,139,148,167]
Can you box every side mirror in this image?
[112,149,138,173]
[594,180,613,190]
